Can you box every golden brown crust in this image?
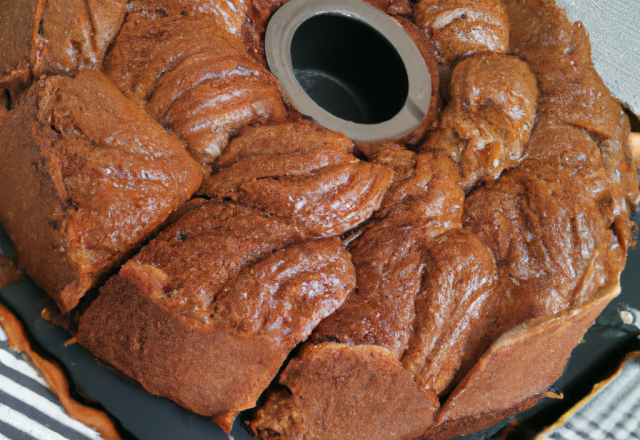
[250,343,440,440]
[0,0,125,97]
[503,0,622,140]
[415,0,509,66]
[427,284,619,437]
[424,394,543,440]
[0,70,204,313]
[78,201,356,429]
[464,166,626,320]
[105,10,287,164]
[250,1,637,438]
[422,53,539,190]
[313,148,464,357]
[201,121,394,237]
[0,302,122,440]
[127,0,288,63]
[79,262,295,420]
[0,0,40,98]
[202,120,357,195]
[33,0,127,78]
[402,229,498,396]
[0,1,634,439]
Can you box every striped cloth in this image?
[0,326,103,440]
[542,354,640,440]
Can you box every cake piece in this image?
[464,165,627,321]
[414,0,510,66]
[250,343,440,440]
[77,201,356,431]
[426,284,619,440]
[313,147,503,395]
[0,0,126,99]
[0,70,205,313]
[200,121,395,237]
[313,148,465,357]
[521,113,637,234]
[105,10,287,164]
[401,229,499,396]
[34,0,127,78]
[127,0,412,64]
[127,0,281,53]
[503,0,623,140]
[422,53,539,189]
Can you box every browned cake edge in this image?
[423,282,621,439]
[0,81,86,312]
[76,262,293,424]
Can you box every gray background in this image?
[557,0,640,116]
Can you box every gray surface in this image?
[556,0,640,116]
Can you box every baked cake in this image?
[0,0,637,439]
[0,70,205,313]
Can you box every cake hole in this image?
[290,14,409,124]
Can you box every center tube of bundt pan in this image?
[265,0,435,145]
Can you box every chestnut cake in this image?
[0,0,637,439]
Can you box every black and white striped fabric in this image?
[542,354,640,440]
[0,325,103,440]
[1,316,639,440]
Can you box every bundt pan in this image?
[0,0,638,439]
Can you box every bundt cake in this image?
[0,0,637,439]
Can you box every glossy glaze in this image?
[313,148,464,357]
[105,10,286,164]
[201,121,394,237]
[422,53,539,189]
[414,0,509,66]
[34,0,127,77]
[0,0,638,439]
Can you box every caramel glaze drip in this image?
[0,302,121,440]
